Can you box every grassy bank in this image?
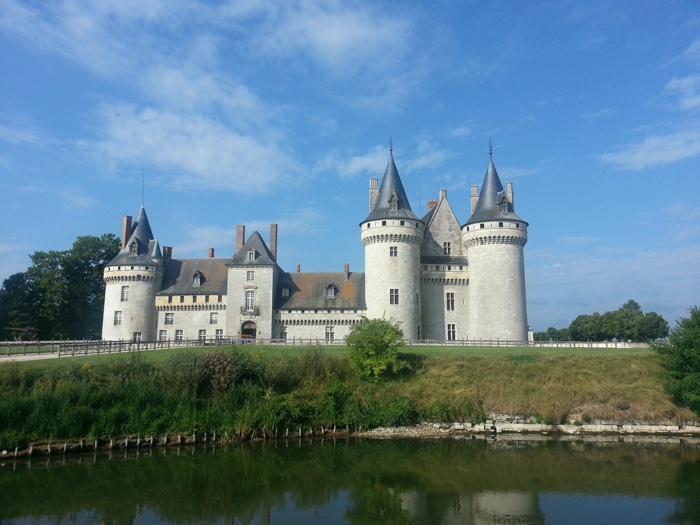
[0,345,695,448]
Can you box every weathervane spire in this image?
[389,137,393,153]
[489,140,493,157]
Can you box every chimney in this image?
[269,224,278,261]
[470,186,479,214]
[236,225,245,254]
[439,189,447,201]
[427,199,438,212]
[208,248,215,258]
[163,246,172,261]
[121,216,132,249]
[344,263,349,280]
[297,264,301,273]
[369,178,379,212]
[507,182,514,206]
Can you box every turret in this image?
[461,150,528,341]
[101,206,163,341]
[360,147,423,339]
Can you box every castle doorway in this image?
[241,321,257,340]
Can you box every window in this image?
[326,284,335,299]
[218,295,223,302]
[205,295,210,303]
[165,312,174,325]
[447,324,456,341]
[159,330,167,341]
[133,332,142,342]
[210,312,218,325]
[129,242,137,256]
[168,295,173,304]
[193,273,201,287]
[192,295,197,303]
[114,311,122,326]
[175,330,183,342]
[180,295,185,303]
[446,293,455,311]
[282,286,290,297]
[480,224,485,229]
[120,286,129,301]
[245,290,255,311]
[198,329,206,342]
[325,326,335,342]
[443,242,451,255]
[382,220,387,226]
[390,289,399,305]
[400,220,405,226]
[215,329,224,340]
[499,222,504,227]
[280,330,288,341]
[389,246,397,257]
[247,250,255,261]
[247,271,255,281]
[389,192,398,211]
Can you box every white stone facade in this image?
[101,151,529,343]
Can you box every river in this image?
[1,435,699,524]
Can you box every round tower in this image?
[462,151,528,342]
[102,206,163,342]
[360,148,423,340]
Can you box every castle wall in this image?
[226,265,278,339]
[420,270,470,340]
[102,265,161,341]
[273,309,365,341]
[155,295,227,341]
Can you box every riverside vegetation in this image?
[1,342,698,449]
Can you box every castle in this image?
[101,148,529,343]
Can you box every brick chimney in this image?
[427,199,438,212]
[163,246,172,261]
[269,224,278,261]
[344,263,350,280]
[439,189,447,201]
[121,216,132,249]
[208,248,215,258]
[236,225,245,254]
[297,264,301,273]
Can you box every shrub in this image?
[345,318,410,380]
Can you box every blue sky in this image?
[1,1,698,332]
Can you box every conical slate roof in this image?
[363,149,420,223]
[464,154,526,226]
[228,231,279,267]
[107,205,162,266]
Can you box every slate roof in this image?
[106,205,163,266]
[157,258,229,296]
[363,149,421,223]
[277,271,366,310]
[228,231,279,268]
[464,154,527,226]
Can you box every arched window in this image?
[193,271,204,288]
[326,282,336,299]
[129,242,138,256]
[389,191,398,211]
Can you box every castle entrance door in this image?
[241,321,257,340]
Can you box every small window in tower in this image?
[446,292,455,311]
[133,332,142,342]
[247,271,255,281]
[366,223,370,228]
[129,242,137,256]
[159,330,167,342]
[389,192,398,211]
[443,242,451,255]
[499,222,504,227]
[175,330,183,341]
[248,250,256,261]
[121,285,129,302]
[400,220,405,226]
[516,223,520,228]
[382,220,387,226]
[447,324,456,341]
[390,288,399,305]
[389,246,397,257]
[480,224,485,229]
[114,311,122,326]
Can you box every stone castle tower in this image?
[462,150,529,341]
[360,148,424,339]
[101,206,163,342]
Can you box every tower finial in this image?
[389,137,393,153]
[489,140,493,157]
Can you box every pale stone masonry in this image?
[102,148,530,343]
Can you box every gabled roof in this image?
[106,205,163,266]
[464,154,526,226]
[157,258,229,296]
[363,149,421,223]
[277,271,366,310]
[421,193,464,257]
[228,231,279,267]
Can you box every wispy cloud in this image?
[578,108,613,122]
[665,74,700,111]
[599,126,700,169]
[315,146,388,180]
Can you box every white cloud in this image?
[559,235,598,245]
[665,75,700,111]
[578,108,613,122]
[449,126,473,138]
[0,125,44,145]
[96,103,306,194]
[315,146,387,180]
[599,127,700,169]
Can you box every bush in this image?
[652,306,700,414]
[345,318,410,380]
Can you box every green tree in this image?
[652,306,700,414]
[0,272,33,338]
[345,318,409,380]
[568,301,668,342]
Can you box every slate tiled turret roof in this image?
[107,205,162,266]
[363,149,421,223]
[228,231,279,268]
[464,154,527,226]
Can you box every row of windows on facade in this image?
[365,219,421,228]
[464,222,521,231]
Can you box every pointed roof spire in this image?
[106,205,162,266]
[464,148,525,226]
[363,146,420,223]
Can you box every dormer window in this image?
[247,250,256,261]
[192,271,204,288]
[326,282,336,299]
[129,242,138,256]
[389,191,398,211]
[499,196,509,213]
[282,286,290,298]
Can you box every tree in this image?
[345,318,410,380]
[0,233,120,340]
[652,306,700,414]
[568,301,668,342]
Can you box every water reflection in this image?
[1,437,699,525]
